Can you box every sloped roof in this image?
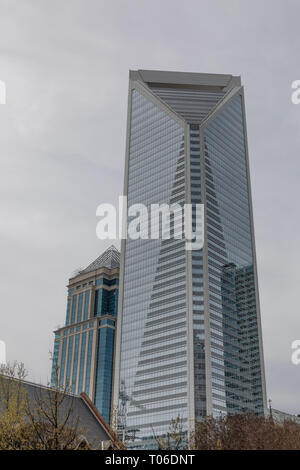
[0,375,122,449]
[80,245,120,274]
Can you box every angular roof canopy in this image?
[80,245,120,274]
[130,69,241,124]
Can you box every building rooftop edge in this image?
[130,69,241,88]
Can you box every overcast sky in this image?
[0,0,299,413]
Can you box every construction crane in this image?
[119,379,146,443]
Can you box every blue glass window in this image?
[65,299,71,326]
[78,332,87,394]
[70,295,77,325]
[83,291,90,321]
[51,338,60,387]
[94,327,115,423]
[77,293,83,323]
[59,338,67,387]
[100,318,115,326]
[65,336,74,390]
[85,330,94,396]
[71,334,80,394]
[94,288,118,317]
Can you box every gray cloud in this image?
[0,0,299,413]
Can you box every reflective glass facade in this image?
[203,95,264,415]
[115,71,266,449]
[118,88,188,447]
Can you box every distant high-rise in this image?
[113,70,267,448]
[51,245,119,423]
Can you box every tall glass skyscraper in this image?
[113,70,267,448]
[51,245,119,423]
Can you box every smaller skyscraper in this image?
[51,245,120,423]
